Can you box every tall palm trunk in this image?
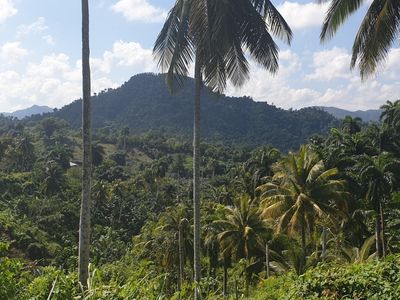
[321,226,328,259]
[380,201,386,257]
[375,207,383,258]
[178,221,184,291]
[223,257,228,300]
[265,242,270,278]
[301,218,306,259]
[193,55,202,300]
[79,0,92,287]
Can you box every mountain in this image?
[318,106,382,122]
[1,105,54,119]
[35,73,339,150]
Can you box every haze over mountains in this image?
[318,106,381,122]
[1,105,53,119]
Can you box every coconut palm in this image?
[341,116,362,134]
[320,0,400,78]
[247,146,281,178]
[79,0,92,287]
[380,100,400,128]
[258,146,348,258]
[357,153,400,258]
[153,1,292,296]
[157,204,192,290]
[215,196,271,298]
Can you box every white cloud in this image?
[306,47,353,81]
[17,17,48,38]
[277,1,329,30]
[0,42,28,64]
[111,0,167,23]
[382,48,400,80]
[226,50,317,108]
[0,40,156,112]
[225,46,400,111]
[42,35,55,46]
[0,0,17,24]
[112,40,155,70]
[85,40,156,76]
[27,53,71,78]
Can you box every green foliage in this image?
[252,273,296,300]
[2,100,400,299]
[24,267,77,300]
[42,73,338,151]
[295,255,400,299]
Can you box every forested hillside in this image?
[2,101,400,298]
[319,106,382,122]
[33,73,338,151]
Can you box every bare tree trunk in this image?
[380,201,386,257]
[178,221,184,291]
[223,258,228,300]
[78,0,92,288]
[375,209,383,258]
[193,55,202,300]
[301,219,306,259]
[265,242,270,278]
[321,226,327,259]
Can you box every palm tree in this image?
[357,153,400,258]
[247,146,281,178]
[380,100,400,128]
[320,0,400,78]
[258,146,348,258]
[92,143,105,166]
[215,196,271,298]
[341,116,362,134]
[79,0,92,287]
[157,204,193,291]
[153,1,292,296]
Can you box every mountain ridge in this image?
[31,73,339,150]
[317,106,381,122]
[1,105,54,119]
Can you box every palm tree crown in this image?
[320,0,400,78]
[153,0,292,92]
[258,146,348,253]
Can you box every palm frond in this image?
[153,0,194,91]
[321,0,367,42]
[351,0,400,78]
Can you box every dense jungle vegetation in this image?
[1,100,400,299]
[30,73,339,151]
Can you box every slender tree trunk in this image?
[265,242,270,278]
[193,55,202,300]
[375,208,383,258]
[234,276,239,300]
[380,201,386,257]
[223,258,228,300]
[321,226,327,259]
[78,0,92,288]
[301,219,306,260]
[178,222,184,291]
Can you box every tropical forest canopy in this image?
[2,100,400,298]
[30,73,339,151]
[2,0,400,297]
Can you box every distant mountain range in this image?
[318,106,382,122]
[1,105,53,119]
[31,73,338,151]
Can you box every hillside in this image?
[1,105,53,119]
[319,106,382,122]
[37,73,339,150]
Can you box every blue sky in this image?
[0,0,399,112]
